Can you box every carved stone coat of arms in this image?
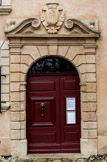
[41,2,64,34]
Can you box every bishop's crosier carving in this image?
[41,2,64,34]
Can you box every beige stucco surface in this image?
[0,0,107,155]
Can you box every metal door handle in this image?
[40,103,45,111]
[41,114,45,118]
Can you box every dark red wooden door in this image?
[26,73,80,153]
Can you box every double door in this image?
[26,73,81,153]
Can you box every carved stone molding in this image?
[5,3,100,37]
[40,2,64,34]
[64,19,100,35]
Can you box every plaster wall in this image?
[0,0,107,155]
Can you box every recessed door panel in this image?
[30,132,56,143]
[64,132,78,141]
[30,97,55,126]
[27,73,81,153]
[30,81,55,91]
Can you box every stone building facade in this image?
[0,0,107,158]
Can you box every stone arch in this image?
[20,45,85,83]
[9,41,97,157]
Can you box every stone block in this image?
[11,92,25,102]
[82,102,96,111]
[10,82,20,92]
[1,84,9,93]
[20,64,29,74]
[20,84,26,91]
[11,140,27,157]
[10,64,20,72]
[1,94,9,101]
[20,92,26,101]
[48,46,57,55]
[66,46,85,60]
[10,73,20,82]
[53,160,62,162]
[87,93,96,102]
[1,75,9,84]
[58,46,69,56]
[21,55,33,66]
[1,58,9,65]
[11,102,21,111]
[11,122,20,130]
[83,112,97,121]
[11,55,20,63]
[81,139,97,155]
[11,130,21,139]
[80,85,87,92]
[10,48,21,53]
[21,46,40,60]
[20,101,26,111]
[82,122,97,129]
[1,50,9,57]
[82,130,97,139]
[1,66,9,75]
[81,92,87,102]
[87,73,96,82]
[78,64,87,74]
[1,40,9,50]
[20,111,25,121]
[38,46,48,56]
[11,112,20,121]
[81,74,87,82]
[84,47,96,53]
[21,130,25,139]
[87,83,96,92]
[86,64,95,73]
[20,73,25,82]
[73,55,86,67]
[86,55,95,63]
[21,121,25,129]
[11,92,20,101]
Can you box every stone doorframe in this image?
[5,17,100,157]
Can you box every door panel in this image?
[27,76,60,153]
[27,73,81,153]
[30,97,55,126]
[60,75,81,153]
[30,80,55,91]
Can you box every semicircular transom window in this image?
[28,57,77,74]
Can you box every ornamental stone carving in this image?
[40,2,64,34]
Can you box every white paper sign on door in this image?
[66,111,76,124]
[66,97,76,110]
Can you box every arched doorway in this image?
[26,56,81,153]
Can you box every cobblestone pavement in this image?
[0,156,107,162]
[0,159,86,162]
[0,157,87,162]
